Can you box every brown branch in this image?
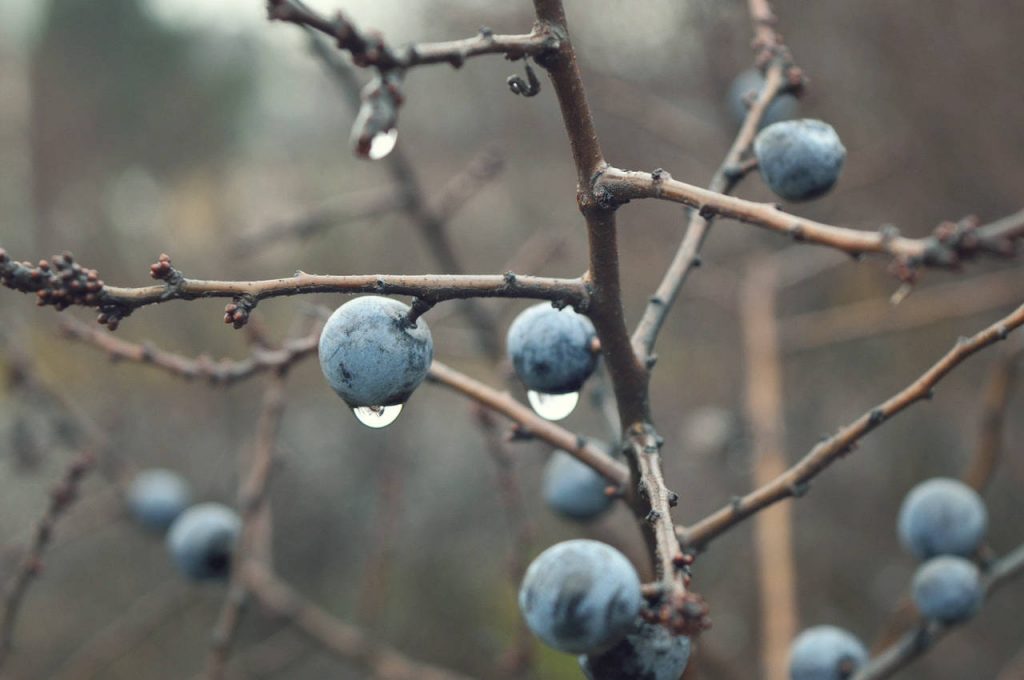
[268,1,557,71]
[243,562,477,680]
[596,171,1024,271]
[680,301,1024,550]
[0,248,587,329]
[963,340,1022,491]
[59,316,320,386]
[740,259,798,680]
[853,542,1024,680]
[531,0,695,628]
[781,268,1024,353]
[0,450,96,665]
[206,370,289,678]
[427,360,628,486]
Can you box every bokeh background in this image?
[0,0,1022,678]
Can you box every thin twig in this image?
[243,562,478,680]
[427,360,629,485]
[206,370,289,678]
[873,339,1022,650]
[50,580,192,680]
[0,450,96,664]
[234,186,403,253]
[680,301,1024,550]
[853,543,1024,680]
[740,258,797,680]
[0,248,588,330]
[597,171,1024,271]
[268,0,557,72]
[59,316,320,386]
[631,53,789,360]
[474,407,535,675]
[963,340,1022,491]
[781,268,1024,353]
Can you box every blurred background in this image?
[0,0,1022,678]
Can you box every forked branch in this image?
[680,301,1024,550]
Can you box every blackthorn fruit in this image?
[579,619,691,680]
[318,296,433,407]
[518,539,641,654]
[167,503,241,581]
[542,450,613,521]
[506,303,597,394]
[127,468,192,531]
[911,555,982,623]
[897,477,987,560]
[754,119,846,202]
[788,626,867,680]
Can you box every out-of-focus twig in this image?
[235,187,402,254]
[243,562,478,680]
[474,407,535,675]
[963,338,1022,491]
[353,457,404,629]
[60,316,320,387]
[853,542,1024,680]
[0,450,96,665]
[781,268,1024,353]
[205,370,290,679]
[269,1,557,72]
[740,258,797,680]
[50,580,192,680]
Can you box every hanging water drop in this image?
[528,390,579,422]
[352,404,403,428]
[366,128,398,160]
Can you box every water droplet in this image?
[352,404,403,428]
[367,128,398,160]
[527,390,579,421]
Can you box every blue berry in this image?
[580,620,691,680]
[727,68,799,129]
[753,119,846,202]
[506,304,597,394]
[127,469,192,531]
[318,296,433,407]
[788,626,868,680]
[166,503,241,581]
[518,539,641,654]
[897,478,987,560]
[542,450,613,522]
[911,556,982,623]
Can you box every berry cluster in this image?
[785,477,990,679]
[899,478,987,623]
